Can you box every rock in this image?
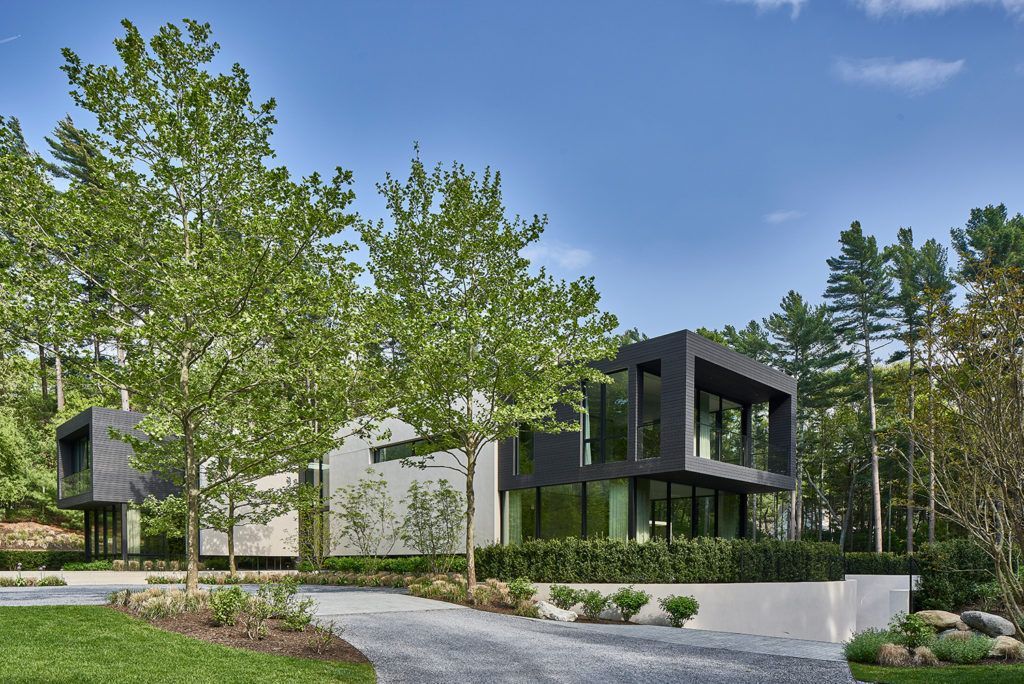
[955,620,970,631]
[536,601,577,622]
[915,610,961,630]
[961,610,1016,637]
[989,635,1024,660]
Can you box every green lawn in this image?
[851,662,1024,683]
[0,606,375,684]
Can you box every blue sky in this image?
[2,0,1022,336]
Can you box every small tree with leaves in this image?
[362,150,618,589]
[401,479,465,574]
[333,470,401,569]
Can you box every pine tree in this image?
[824,221,894,553]
[951,204,1024,281]
[44,116,105,187]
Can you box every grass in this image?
[850,662,1024,683]
[0,606,375,684]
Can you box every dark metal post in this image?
[120,503,129,563]
[84,510,92,562]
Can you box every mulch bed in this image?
[110,606,369,665]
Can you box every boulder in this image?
[989,635,1024,660]
[961,610,1016,637]
[915,610,961,630]
[536,601,577,622]
[955,620,970,631]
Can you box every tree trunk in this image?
[227,492,237,577]
[906,343,916,554]
[118,340,130,411]
[864,329,884,553]
[38,343,48,400]
[55,353,65,412]
[927,340,936,543]
[184,423,201,594]
[93,336,101,363]
[464,448,477,592]
[839,465,858,552]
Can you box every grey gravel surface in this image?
[3,584,855,684]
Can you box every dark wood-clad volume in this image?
[498,329,797,495]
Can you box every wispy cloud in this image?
[522,241,593,270]
[833,57,965,95]
[721,0,808,19]
[0,35,21,45]
[764,210,806,224]
[855,0,1024,17]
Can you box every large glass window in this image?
[639,371,661,459]
[62,436,92,498]
[696,391,746,466]
[750,403,770,470]
[504,488,536,544]
[539,484,583,539]
[671,484,693,540]
[718,492,742,539]
[585,479,629,540]
[372,438,434,463]
[583,370,628,465]
[695,487,716,537]
[515,427,534,475]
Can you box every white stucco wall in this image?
[535,581,859,643]
[200,471,299,557]
[847,574,918,631]
[328,418,499,555]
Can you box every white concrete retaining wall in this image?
[536,580,859,642]
[847,574,918,631]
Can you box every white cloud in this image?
[722,0,808,19]
[0,35,21,45]
[522,241,593,270]
[764,210,806,224]
[834,57,965,94]
[855,0,1024,17]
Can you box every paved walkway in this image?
[1,584,854,683]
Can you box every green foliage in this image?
[930,634,994,664]
[0,575,66,587]
[400,479,465,574]
[243,596,273,641]
[844,628,893,664]
[0,550,85,570]
[578,590,611,619]
[610,586,651,622]
[846,552,909,575]
[659,594,700,628]
[888,612,935,650]
[322,554,467,574]
[407,576,469,604]
[35,575,67,586]
[256,576,301,618]
[915,539,994,611]
[209,586,247,626]
[282,597,316,632]
[507,577,536,604]
[548,584,583,611]
[62,560,113,571]
[951,204,1024,280]
[333,471,401,565]
[475,538,844,584]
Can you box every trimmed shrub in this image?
[578,590,610,620]
[931,634,993,664]
[915,539,995,612]
[210,586,248,626]
[0,550,85,570]
[323,555,466,574]
[659,594,699,628]
[611,586,651,622]
[888,612,935,649]
[36,575,67,586]
[844,628,892,664]
[507,577,537,604]
[0,575,67,587]
[548,584,583,611]
[475,538,843,584]
[62,560,113,571]
[845,552,908,576]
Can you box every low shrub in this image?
[475,538,843,584]
[888,612,935,649]
[659,594,699,628]
[472,579,512,608]
[322,555,466,574]
[611,586,651,622]
[548,584,583,611]
[844,552,909,576]
[408,576,468,604]
[513,602,540,618]
[282,597,316,631]
[116,587,211,620]
[0,550,85,570]
[507,577,536,604]
[915,539,994,612]
[0,574,67,587]
[36,575,67,586]
[913,645,939,666]
[578,590,610,620]
[844,628,892,664]
[308,620,337,655]
[210,586,248,626]
[931,634,993,664]
[145,575,181,584]
[62,560,113,571]
[243,596,273,640]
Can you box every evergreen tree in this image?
[824,221,894,553]
[951,204,1024,281]
[44,116,105,187]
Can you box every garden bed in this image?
[110,605,368,665]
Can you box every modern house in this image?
[56,329,795,562]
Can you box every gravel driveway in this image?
[2,584,855,684]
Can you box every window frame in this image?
[582,369,629,466]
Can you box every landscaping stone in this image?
[961,610,1016,637]
[989,635,1024,660]
[955,620,970,631]
[914,610,960,630]
[536,600,577,622]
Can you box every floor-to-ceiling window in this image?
[515,427,534,475]
[504,488,537,544]
[696,391,746,466]
[582,370,628,465]
[718,491,742,539]
[539,484,583,539]
[639,370,661,459]
[62,436,92,498]
[695,487,716,537]
[671,485,693,540]
[584,478,629,540]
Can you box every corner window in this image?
[639,370,661,458]
[372,438,434,463]
[515,427,534,475]
[582,370,628,465]
[696,390,745,466]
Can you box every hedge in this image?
[914,539,996,612]
[474,538,844,584]
[844,552,909,575]
[0,550,86,570]
[320,555,467,574]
